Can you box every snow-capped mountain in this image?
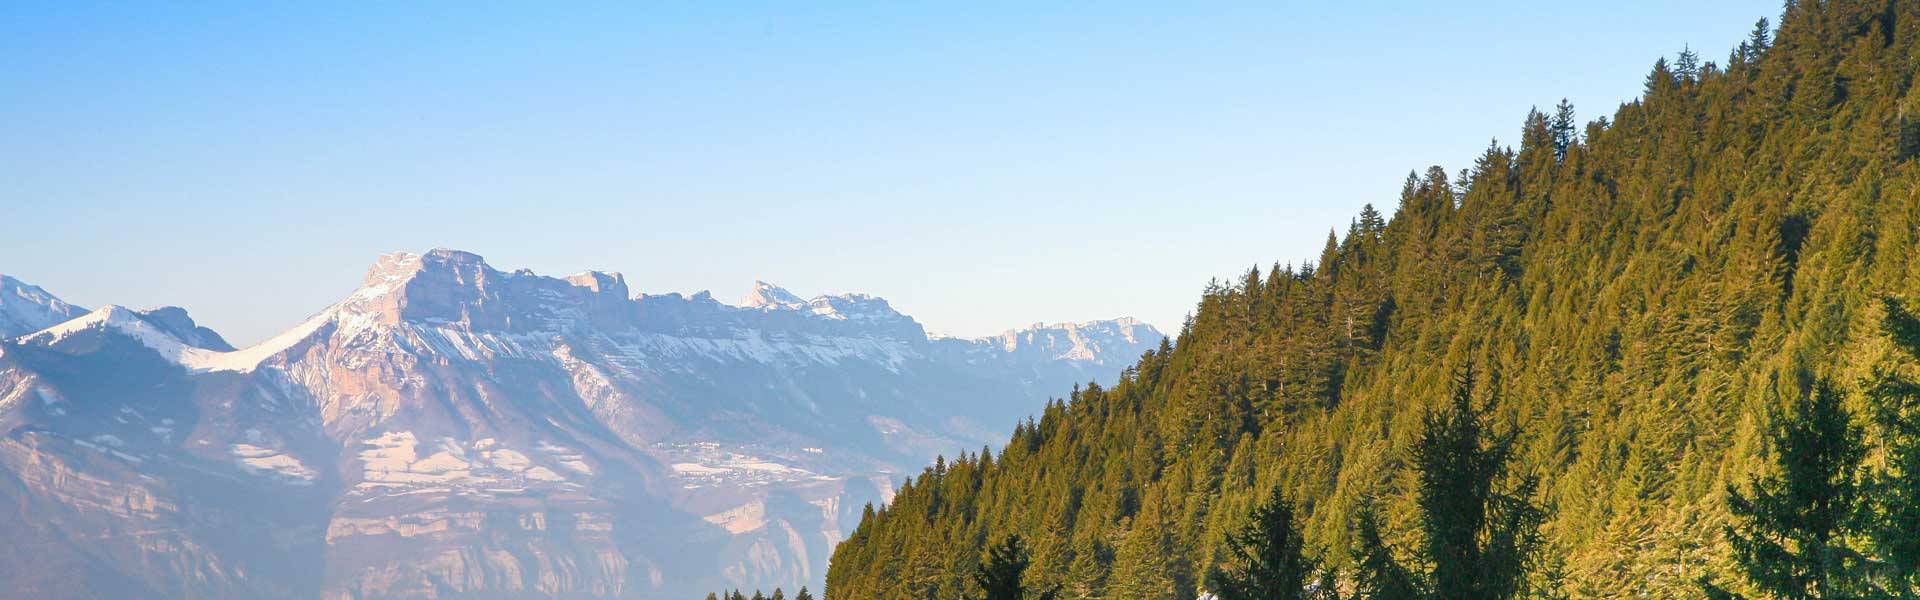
[0,274,87,338]
[0,250,1162,599]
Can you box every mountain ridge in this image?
[0,248,1162,598]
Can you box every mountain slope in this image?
[0,274,86,338]
[0,249,1160,598]
[825,4,1920,598]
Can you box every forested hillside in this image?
[824,2,1920,598]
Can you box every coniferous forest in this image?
[824,2,1920,598]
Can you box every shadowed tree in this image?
[1710,380,1869,599]
[1862,298,1920,595]
[973,535,1058,600]
[1208,486,1318,600]
[1353,370,1545,600]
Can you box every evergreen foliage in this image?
[1713,381,1869,599]
[1209,487,1319,600]
[1351,371,1544,600]
[971,535,1056,600]
[825,3,1920,598]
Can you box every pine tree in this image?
[795,587,815,600]
[1716,380,1869,599]
[1208,486,1318,600]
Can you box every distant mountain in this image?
[0,250,1160,598]
[0,274,87,338]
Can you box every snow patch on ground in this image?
[703,500,767,534]
[357,432,580,490]
[662,443,829,489]
[231,444,318,483]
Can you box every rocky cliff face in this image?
[0,249,1161,598]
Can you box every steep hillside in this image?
[825,3,1920,598]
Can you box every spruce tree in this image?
[972,534,1056,600]
[1350,372,1544,600]
[1675,45,1701,81]
[1717,380,1869,599]
[795,587,814,600]
[1208,486,1318,600]
[1746,18,1772,61]
[1412,372,1543,600]
[1863,297,1920,594]
[1550,99,1577,160]
[1110,514,1180,600]
[1352,504,1418,600]
[1357,203,1387,237]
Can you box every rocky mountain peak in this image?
[132,306,234,351]
[566,271,629,297]
[741,281,807,310]
[991,318,1159,362]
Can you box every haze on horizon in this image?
[1,1,1772,346]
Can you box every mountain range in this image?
[0,248,1160,599]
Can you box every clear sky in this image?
[2,1,1777,345]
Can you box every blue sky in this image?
[2,1,1775,345]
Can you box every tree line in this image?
[823,1,1920,598]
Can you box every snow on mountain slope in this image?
[0,249,1165,598]
[0,275,86,339]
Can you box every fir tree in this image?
[1357,203,1387,237]
[1646,57,1676,96]
[1746,18,1772,61]
[1411,371,1544,600]
[1550,99,1577,160]
[973,535,1056,600]
[1110,515,1180,600]
[1716,380,1869,599]
[1351,372,1544,600]
[1675,45,1701,81]
[1352,504,1419,600]
[1208,486,1318,600]
[1863,298,1920,594]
